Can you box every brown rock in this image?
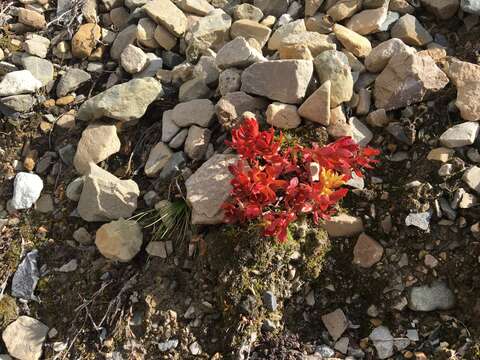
[305,0,325,17]
[17,8,46,29]
[353,233,384,268]
[365,38,416,73]
[321,213,364,237]
[56,95,75,106]
[144,0,188,37]
[390,0,415,13]
[346,5,388,35]
[72,23,101,59]
[216,91,268,129]
[279,32,336,57]
[420,0,458,19]
[279,44,313,60]
[321,309,348,341]
[154,25,177,50]
[95,219,143,262]
[327,0,362,21]
[374,52,449,110]
[298,80,331,125]
[327,106,352,138]
[366,108,390,127]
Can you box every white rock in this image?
[463,166,480,193]
[120,44,149,74]
[266,102,302,129]
[370,326,394,359]
[439,122,479,148]
[2,316,48,360]
[0,70,42,96]
[11,172,44,210]
[216,37,265,69]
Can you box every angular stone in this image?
[11,172,44,210]
[77,164,139,222]
[216,37,264,69]
[279,32,336,57]
[72,23,101,58]
[230,19,271,48]
[445,59,480,121]
[328,107,353,138]
[78,78,162,122]
[178,77,211,102]
[346,5,388,35]
[177,0,214,15]
[171,99,215,127]
[254,0,288,17]
[391,14,433,46]
[353,233,384,268]
[421,0,459,19]
[23,34,50,58]
[427,147,455,162]
[146,241,167,258]
[374,52,449,110]
[216,91,267,129]
[193,56,220,85]
[137,18,159,48]
[184,125,211,160]
[349,116,373,146]
[110,24,138,60]
[463,166,480,193]
[144,0,188,37]
[305,0,325,16]
[74,124,121,174]
[279,44,313,60]
[186,154,239,224]
[314,50,353,107]
[185,10,232,53]
[298,80,330,125]
[241,60,313,104]
[365,38,416,73]
[321,309,348,341]
[333,24,372,58]
[327,0,362,21]
[218,68,241,95]
[121,44,148,74]
[0,95,35,112]
[21,56,53,86]
[268,19,306,51]
[366,108,390,127]
[233,3,264,21]
[17,8,46,29]
[2,316,48,360]
[266,102,302,129]
[56,68,91,97]
[440,122,479,148]
[370,326,394,359]
[461,0,480,14]
[322,213,364,237]
[407,281,456,311]
[145,142,173,176]
[95,219,143,262]
[169,128,189,148]
[0,70,42,96]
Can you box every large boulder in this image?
[241,60,313,104]
[77,78,162,122]
[374,52,449,110]
[186,154,239,224]
[77,164,139,222]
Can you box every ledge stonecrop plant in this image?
[222,117,380,242]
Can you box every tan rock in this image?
[184,125,211,160]
[356,88,371,115]
[346,5,388,35]
[333,24,372,58]
[353,233,384,268]
[144,0,188,37]
[463,166,480,193]
[365,38,416,73]
[146,241,167,258]
[279,44,313,60]
[215,91,268,129]
[153,25,177,50]
[321,309,348,341]
[417,48,447,62]
[95,219,143,262]
[420,0,458,20]
[321,213,364,237]
[328,107,352,138]
[137,18,159,48]
[427,147,454,162]
[2,316,48,360]
[230,19,272,48]
[186,154,239,224]
[17,8,46,29]
[374,52,449,110]
[305,0,325,16]
[306,13,335,33]
[110,7,129,29]
[445,59,480,121]
[177,0,215,16]
[145,142,173,177]
[110,24,137,60]
[327,0,362,21]
[72,23,101,58]
[266,102,302,129]
[298,80,331,125]
[389,0,415,13]
[268,19,306,50]
[74,124,121,174]
[279,32,336,56]
[261,15,276,27]
[391,14,433,46]
[77,163,139,222]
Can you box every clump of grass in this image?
[131,199,192,247]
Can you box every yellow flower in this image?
[320,168,345,195]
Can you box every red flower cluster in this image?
[222,117,379,242]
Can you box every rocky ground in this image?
[1,0,480,359]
